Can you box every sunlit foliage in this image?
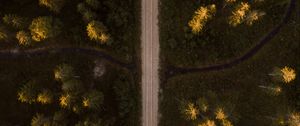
[39,0,65,13]
[82,90,104,110]
[245,10,265,26]
[54,64,75,82]
[198,119,216,126]
[0,28,8,41]
[221,119,233,126]
[31,113,51,126]
[288,112,300,126]
[181,102,199,120]
[37,90,53,104]
[87,20,110,43]
[188,4,216,34]
[17,81,39,104]
[215,108,227,120]
[2,14,26,29]
[281,66,296,83]
[29,16,62,42]
[59,93,72,108]
[16,31,32,46]
[229,2,250,26]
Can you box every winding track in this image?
[166,0,296,78]
[0,47,134,69]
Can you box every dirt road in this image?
[141,0,159,125]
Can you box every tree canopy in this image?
[29,16,62,42]
[39,0,65,13]
[87,20,110,44]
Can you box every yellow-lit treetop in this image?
[215,108,227,120]
[281,66,296,83]
[16,31,32,46]
[188,4,216,34]
[288,112,300,126]
[184,102,199,120]
[198,119,216,126]
[87,20,110,44]
[229,2,250,26]
[37,90,53,104]
[59,94,71,108]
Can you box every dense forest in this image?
[0,0,140,125]
[160,0,299,126]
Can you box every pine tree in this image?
[39,0,65,13]
[29,16,62,42]
[37,90,53,104]
[82,90,104,110]
[17,81,39,104]
[188,4,216,34]
[87,20,110,43]
[228,2,251,26]
[2,14,27,29]
[16,31,32,46]
[54,64,75,82]
[31,113,51,126]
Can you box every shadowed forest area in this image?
[0,0,141,125]
[159,0,299,126]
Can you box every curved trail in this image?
[166,0,296,78]
[0,47,135,69]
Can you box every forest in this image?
[159,0,300,126]
[0,0,141,125]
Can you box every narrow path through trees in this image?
[0,47,135,69]
[165,0,296,79]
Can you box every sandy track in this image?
[141,0,159,125]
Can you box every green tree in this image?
[37,90,53,104]
[62,79,83,93]
[77,3,97,22]
[54,64,75,82]
[82,90,104,110]
[31,113,51,126]
[39,0,65,13]
[245,10,265,26]
[29,16,62,42]
[16,31,32,46]
[0,28,8,41]
[2,14,27,29]
[197,97,209,112]
[17,81,39,104]
[87,20,110,43]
